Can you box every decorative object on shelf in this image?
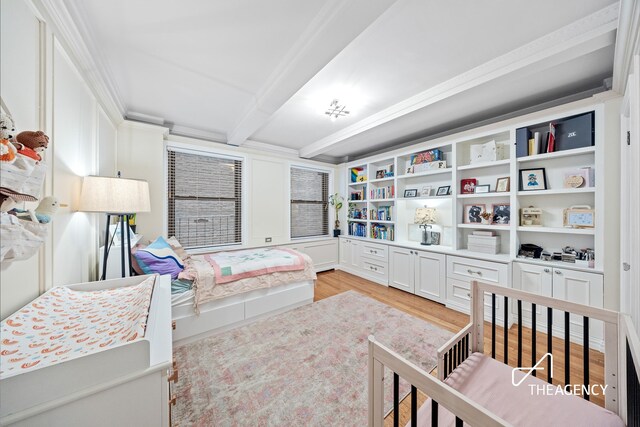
[410,149,443,165]
[436,185,450,196]
[518,243,543,258]
[474,184,490,194]
[563,205,595,228]
[414,207,437,246]
[420,186,433,197]
[515,111,593,158]
[519,167,547,191]
[79,173,151,279]
[563,167,594,188]
[328,193,344,237]
[463,203,485,224]
[375,170,386,179]
[495,176,510,192]
[467,233,500,254]
[469,140,505,164]
[540,251,552,261]
[491,203,510,225]
[412,160,447,174]
[460,178,477,194]
[404,189,418,198]
[520,206,542,226]
[479,210,492,225]
[350,167,366,183]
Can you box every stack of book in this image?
[467,231,500,254]
[348,222,366,237]
[350,189,366,200]
[370,186,394,199]
[370,206,392,221]
[370,224,394,241]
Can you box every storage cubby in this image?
[456,130,510,168]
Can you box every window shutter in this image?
[290,167,329,238]
[167,148,243,249]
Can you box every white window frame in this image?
[288,163,334,241]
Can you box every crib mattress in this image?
[413,352,623,426]
[0,275,155,380]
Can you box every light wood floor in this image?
[314,269,606,425]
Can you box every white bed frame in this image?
[172,280,315,345]
[0,274,173,427]
[368,280,640,426]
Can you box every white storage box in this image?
[467,235,500,254]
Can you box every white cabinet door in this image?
[414,250,445,302]
[512,262,552,330]
[350,240,362,269]
[389,247,414,293]
[339,238,349,265]
[552,268,604,345]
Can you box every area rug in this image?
[171,290,453,426]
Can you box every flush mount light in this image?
[325,99,350,121]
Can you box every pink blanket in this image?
[204,247,305,285]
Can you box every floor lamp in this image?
[79,175,151,279]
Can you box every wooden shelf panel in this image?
[457,159,511,171]
[457,192,509,199]
[516,146,595,163]
[517,187,595,196]
[516,226,595,235]
[397,168,452,179]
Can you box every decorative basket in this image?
[0,212,48,267]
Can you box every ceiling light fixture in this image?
[325,99,350,121]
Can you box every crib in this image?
[369,280,640,426]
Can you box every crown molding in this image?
[30,0,125,125]
[613,0,640,94]
[226,0,398,146]
[299,3,619,158]
[119,119,170,137]
[169,125,227,143]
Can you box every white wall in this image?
[0,0,119,319]
[116,126,339,248]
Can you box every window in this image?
[290,167,329,238]
[167,148,242,249]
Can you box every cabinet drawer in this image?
[361,242,388,261]
[361,259,388,282]
[447,256,508,285]
[446,278,505,323]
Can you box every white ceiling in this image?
[64,0,621,163]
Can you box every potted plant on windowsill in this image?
[328,193,344,237]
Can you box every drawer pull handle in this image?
[169,395,177,406]
[370,250,374,253]
[172,320,176,330]
[467,269,482,276]
[555,270,562,275]
[410,250,414,255]
[544,268,551,273]
[168,368,179,383]
[370,266,373,270]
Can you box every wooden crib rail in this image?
[619,314,640,426]
[368,336,511,427]
[436,323,473,381]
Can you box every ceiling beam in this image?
[225,0,399,146]
[299,3,619,159]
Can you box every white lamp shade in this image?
[79,176,151,214]
[414,207,436,225]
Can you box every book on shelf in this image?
[370,206,392,221]
[349,189,366,200]
[348,222,367,237]
[349,207,368,220]
[370,185,395,200]
[370,223,394,241]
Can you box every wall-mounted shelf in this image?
[457,159,511,171]
[516,146,595,163]
[457,192,509,199]
[397,168,452,179]
[516,226,595,235]
[517,187,595,196]
[457,224,510,231]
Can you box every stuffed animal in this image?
[0,113,16,140]
[15,131,50,162]
[0,113,17,164]
[8,196,58,223]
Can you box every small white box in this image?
[470,140,506,164]
[467,235,500,254]
[412,161,447,173]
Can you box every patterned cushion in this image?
[133,236,184,279]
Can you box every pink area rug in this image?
[171,290,452,426]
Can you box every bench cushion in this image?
[414,352,623,426]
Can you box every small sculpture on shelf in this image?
[479,210,492,225]
[520,206,543,226]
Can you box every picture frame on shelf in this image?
[404,189,418,198]
[474,184,490,194]
[461,178,477,194]
[436,185,450,196]
[375,170,386,179]
[491,203,511,225]
[519,168,547,191]
[563,205,595,228]
[495,176,510,192]
[420,186,433,197]
[463,204,485,224]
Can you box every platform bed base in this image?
[171,281,314,345]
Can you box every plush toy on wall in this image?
[8,196,59,224]
[0,113,17,164]
[15,130,50,162]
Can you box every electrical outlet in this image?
[265,237,272,243]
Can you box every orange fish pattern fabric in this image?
[0,275,155,379]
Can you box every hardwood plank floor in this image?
[314,270,606,425]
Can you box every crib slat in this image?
[458,339,462,366]
[491,293,496,359]
[532,303,537,377]
[444,352,449,377]
[411,385,417,427]
[431,400,438,427]
[547,307,553,384]
[504,296,509,364]
[455,416,463,427]
[565,311,570,386]
[583,316,589,401]
[517,299,522,367]
[448,348,453,375]
[394,373,399,427]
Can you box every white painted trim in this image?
[119,119,170,135]
[288,162,335,240]
[300,4,619,158]
[613,0,640,94]
[243,139,300,157]
[169,124,227,143]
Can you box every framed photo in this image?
[474,184,490,193]
[519,168,547,191]
[463,204,485,224]
[461,178,477,194]
[420,185,433,197]
[375,170,386,179]
[495,176,510,193]
[563,206,595,228]
[436,185,450,196]
[404,189,418,198]
[491,203,511,225]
